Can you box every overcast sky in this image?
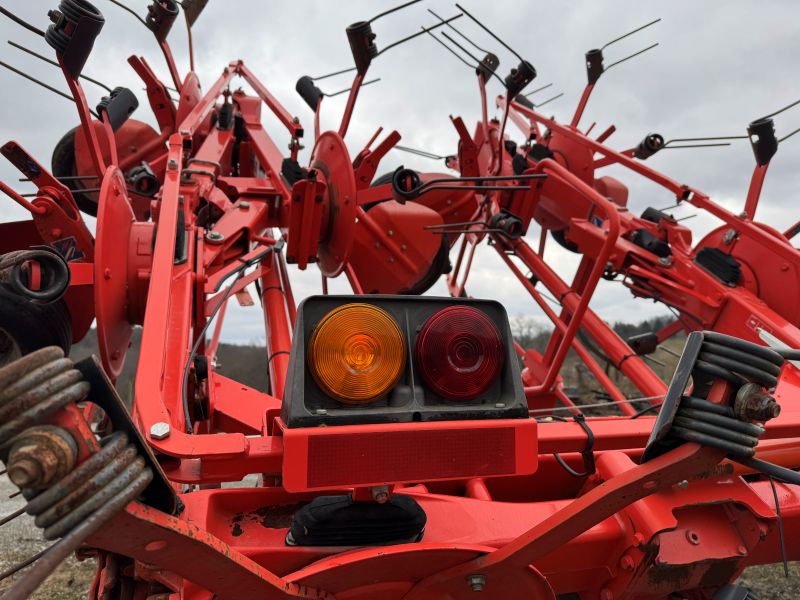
[0,1,798,343]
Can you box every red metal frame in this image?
[1,6,800,599]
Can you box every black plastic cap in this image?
[504,60,537,98]
[295,76,324,112]
[628,332,659,356]
[45,0,105,80]
[633,133,664,160]
[146,0,179,43]
[490,210,523,240]
[513,94,534,110]
[390,166,419,203]
[181,0,208,27]
[747,118,778,166]
[476,52,499,81]
[346,21,377,75]
[585,49,604,85]
[96,86,138,131]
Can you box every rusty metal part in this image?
[23,432,141,539]
[0,347,90,447]
[6,425,77,490]
[734,382,781,422]
[0,348,154,599]
[3,468,152,600]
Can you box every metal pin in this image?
[8,41,113,93]
[0,547,49,583]
[601,18,661,50]
[0,506,25,527]
[427,8,488,54]
[0,6,45,37]
[0,60,100,119]
[455,3,525,62]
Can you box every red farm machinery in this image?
[0,1,799,598]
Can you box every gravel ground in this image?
[0,474,795,598]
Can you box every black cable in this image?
[552,414,595,478]
[630,402,662,419]
[181,247,273,432]
[768,476,790,578]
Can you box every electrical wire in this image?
[181,246,273,433]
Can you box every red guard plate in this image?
[310,131,357,277]
[287,543,555,600]
[94,167,135,378]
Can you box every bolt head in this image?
[466,574,486,593]
[371,485,390,504]
[206,231,224,243]
[239,201,251,209]
[150,422,171,440]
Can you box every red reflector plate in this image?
[280,419,537,492]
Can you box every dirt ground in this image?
[0,476,796,598]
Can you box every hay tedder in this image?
[1,1,800,598]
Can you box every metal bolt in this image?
[722,228,737,245]
[685,529,700,545]
[150,422,171,440]
[466,574,486,593]
[167,159,179,170]
[387,229,394,237]
[206,231,225,243]
[7,427,77,490]
[315,409,328,416]
[658,256,672,267]
[676,479,689,489]
[495,403,505,408]
[239,201,250,209]
[735,383,781,422]
[737,545,748,556]
[371,485,390,504]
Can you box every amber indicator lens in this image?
[308,303,406,404]
[415,306,504,400]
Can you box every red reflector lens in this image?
[415,306,504,400]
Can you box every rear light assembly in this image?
[281,295,528,427]
[279,296,537,492]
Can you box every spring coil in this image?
[693,331,784,391]
[671,396,764,458]
[0,347,89,447]
[23,431,152,540]
[669,332,784,460]
[0,345,152,599]
[45,0,104,55]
